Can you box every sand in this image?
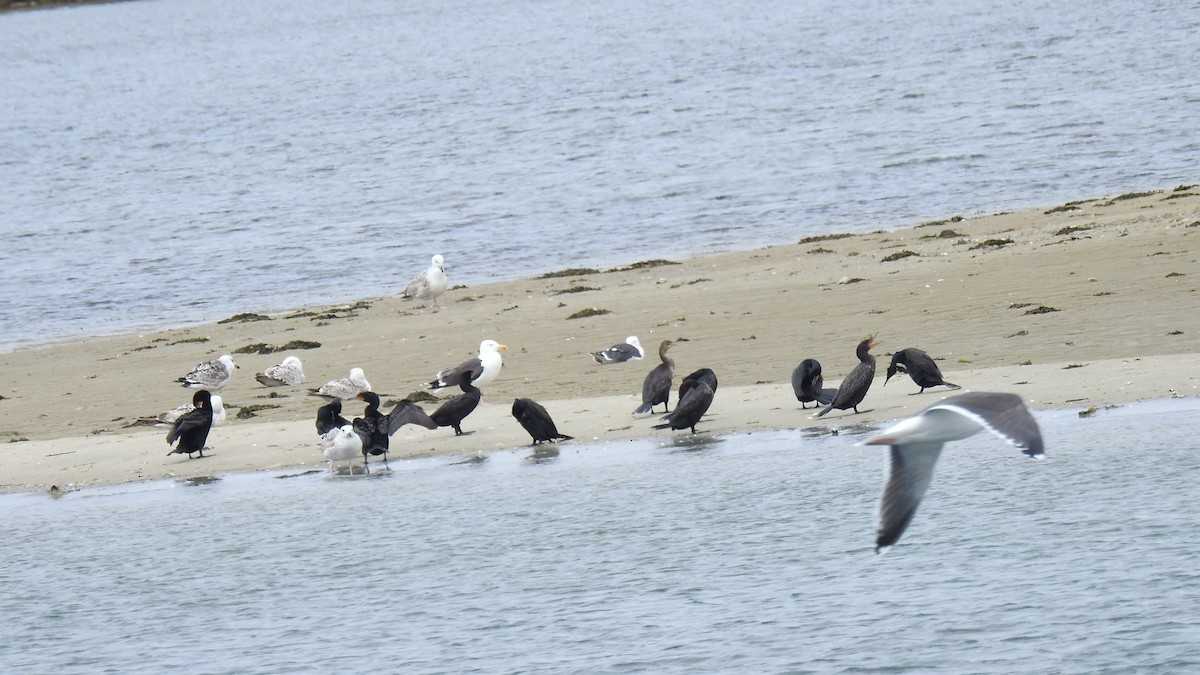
[2,186,1197,494]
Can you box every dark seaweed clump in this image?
[539,268,600,279]
[969,238,1014,250]
[567,308,612,319]
[219,313,271,324]
[880,250,918,263]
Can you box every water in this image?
[2,0,1198,348]
[1,400,1198,672]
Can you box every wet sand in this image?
[1,186,1197,493]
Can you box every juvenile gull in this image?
[862,391,1045,553]
[401,254,448,310]
[256,356,306,387]
[166,390,214,459]
[153,391,225,427]
[177,355,236,391]
[792,358,836,409]
[633,340,675,414]
[153,390,204,425]
[307,367,372,402]
[428,340,506,389]
[816,336,877,418]
[884,347,961,393]
[590,336,645,365]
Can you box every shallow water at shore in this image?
[2,0,1198,348]
[2,400,1198,672]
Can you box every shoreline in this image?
[1,186,1197,494]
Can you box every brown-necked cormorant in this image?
[634,340,676,414]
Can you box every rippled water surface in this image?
[1,401,1198,672]
[2,0,1198,347]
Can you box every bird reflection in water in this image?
[666,433,725,455]
[525,447,560,464]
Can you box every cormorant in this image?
[430,370,482,436]
[166,389,214,458]
[791,358,836,409]
[352,391,438,471]
[816,336,878,417]
[512,398,573,445]
[634,340,676,414]
[884,347,961,393]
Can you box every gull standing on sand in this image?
[401,254,448,310]
[590,336,645,365]
[321,424,365,475]
[884,347,961,393]
[307,367,372,402]
[816,336,878,418]
[255,355,306,387]
[862,391,1045,553]
[177,355,237,391]
[153,390,206,426]
[154,392,224,427]
[428,340,507,389]
[166,389,215,458]
[209,395,226,427]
